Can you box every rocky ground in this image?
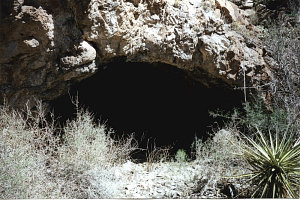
[113,161,231,198]
[93,129,251,199]
[104,159,250,198]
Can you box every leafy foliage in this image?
[175,149,187,162]
[240,128,300,198]
[238,97,289,136]
[210,95,289,138]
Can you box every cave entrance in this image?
[50,60,243,160]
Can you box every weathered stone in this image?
[242,0,253,9]
[0,0,272,108]
[215,0,241,22]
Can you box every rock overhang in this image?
[0,0,272,108]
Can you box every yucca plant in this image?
[240,128,300,198]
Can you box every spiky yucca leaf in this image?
[240,129,300,198]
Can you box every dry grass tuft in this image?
[0,101,137,198]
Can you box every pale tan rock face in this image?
[0,0,272,108]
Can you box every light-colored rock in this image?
[215,0,241,22]
[243,8,256,18]
[60,41,96,69]
[243,0,254,9]
[15,5,55,47]
[24,38,39,48]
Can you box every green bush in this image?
[234,96,289,137]
[175,149,187,162]
[210,95,289,138]
[240,128,300,198]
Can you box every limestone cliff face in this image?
[0,0,272,107]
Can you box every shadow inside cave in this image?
[49,60,243,160]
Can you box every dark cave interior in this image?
[50,61,243,159]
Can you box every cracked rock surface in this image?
[0,0,271,107]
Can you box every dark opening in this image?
[50,61,243,159]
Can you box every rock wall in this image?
[0,0,272,108]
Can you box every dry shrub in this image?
[145,142,171,171]
[53,108,138,198]
[264,23,300,136]
[189,129,252,198]
[192,129,244,165]
[0,101,137,198]
[0,102,58,198]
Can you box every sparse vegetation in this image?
[1,1,300,198]
[264,25,300,133]
[0,101,137,198]
[191,129,251,198]
[0,101,61,198]
[145,144,170,171]
[210,13,300,197]
[2,95,298,198]
[0,99,251,198]
[229,17,300,198]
